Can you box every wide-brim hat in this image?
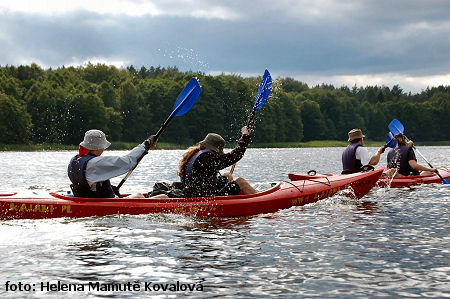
[348,128,365,142]
[200,133,225,153]
[80,129,111,150]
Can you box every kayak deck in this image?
[378,165,450,188]
[0,169,383,219]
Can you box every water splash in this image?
[157,46,209,73]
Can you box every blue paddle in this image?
[247,69,272,129]
[385,132,397,149]
[230,69,272,174]
[388,119,450,184]
[115,78,202,193]
[154,78,201,139]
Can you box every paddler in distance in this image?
[342,128,386,174]
[385,133,436,177]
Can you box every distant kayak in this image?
[377,165,450,188]
[0,169,383,220]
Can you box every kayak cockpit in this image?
[49,182,283,203]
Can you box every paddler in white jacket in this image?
[68,129,166,198]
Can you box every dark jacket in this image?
[181,134,251,197]
[342,143,363,173]
[387,145,419,176]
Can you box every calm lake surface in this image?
[1,147,449,298]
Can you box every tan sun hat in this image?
[80,129,111,150]
[347,128,365,142]
[200,133,225,153]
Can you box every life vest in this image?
[342,143,363,172]
[181,149,216,185]
[68,154,115,198]
[387,145,419,176]
[181,149,225,197]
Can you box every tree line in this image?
[1,63,449,146]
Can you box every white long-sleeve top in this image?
[85,143,146,190]
[355,146,371,165]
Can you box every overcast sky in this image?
[1,0,449,93]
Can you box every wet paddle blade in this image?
[253,69,272,111]
[232,69,272,174]
[388,119,404,136]
[385,132,397,148]
[170,77,201,117]
[117,77,201,191]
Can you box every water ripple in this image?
[1,148,450,298]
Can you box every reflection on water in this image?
[0,147,449,298]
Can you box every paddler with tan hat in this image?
[341,128,386,174]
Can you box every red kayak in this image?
[377,165,450,188]
[0,168,383,220]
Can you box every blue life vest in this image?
[181,149,227,197]
[342,143,362,171]
[68,154,115,198]
[387,145,419,176]
[181,149,215,185]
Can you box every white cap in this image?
[80,129,111,150]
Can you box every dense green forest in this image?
[0,63,449,146]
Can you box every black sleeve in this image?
[197,134,251,172]
[408,148,417,162]
[215,134,251,170]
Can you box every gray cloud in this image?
[0,0,449,92]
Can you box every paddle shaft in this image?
[111,78,201,197]
[115,115,174,192]
[230,111,256,175]
[402,135,448,182]
[412,146,448,181]
[247,111,256,130]
[229,69,272,176]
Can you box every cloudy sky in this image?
[1,0,449,93]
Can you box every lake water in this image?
[0,147,449,298]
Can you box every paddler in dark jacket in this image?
[386,133,436,176]
[68,129,164,198]
[178,126,256,198]
[342,128,386,174]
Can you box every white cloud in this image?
[288,73,450,93]
[282,0,362,22]
[0,0,158,16]
[65,56,128,68]
[207,70,450,93]
[0,0,240,19]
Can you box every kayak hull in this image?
[377,166,450,188]
[0,169,383,219]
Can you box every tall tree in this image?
[0,93,32,143]
[299,100,326,141]
[66,93,110,144]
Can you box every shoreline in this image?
[2,140,450,151]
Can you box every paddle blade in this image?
[388,119,404,136]
[253,69,272,111]
[385,132,397,148]
[170,77,201,117]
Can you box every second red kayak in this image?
[377,165,450,188]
